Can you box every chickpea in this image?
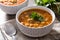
[21,22,24,25]
[29,24,33,27]
[25,23,29,26]
[28,18,33,21]
[45,18,48,21]
[24,12,27,14]
[25,15,29,18]
[41,22,45,24]
[38,26,42,28]
[34,24,39,27]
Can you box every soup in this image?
[0,0,25,6]
[18,9,52,28]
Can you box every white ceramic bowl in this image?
[16,6,55,37]
[0,0,28,14]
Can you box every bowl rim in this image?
[0,0,27,7]
[16,6,55,29]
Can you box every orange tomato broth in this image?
[18,9,52,28]
[0,0,25,6]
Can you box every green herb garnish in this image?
[30,12,44,22]
[35,0,56,6]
